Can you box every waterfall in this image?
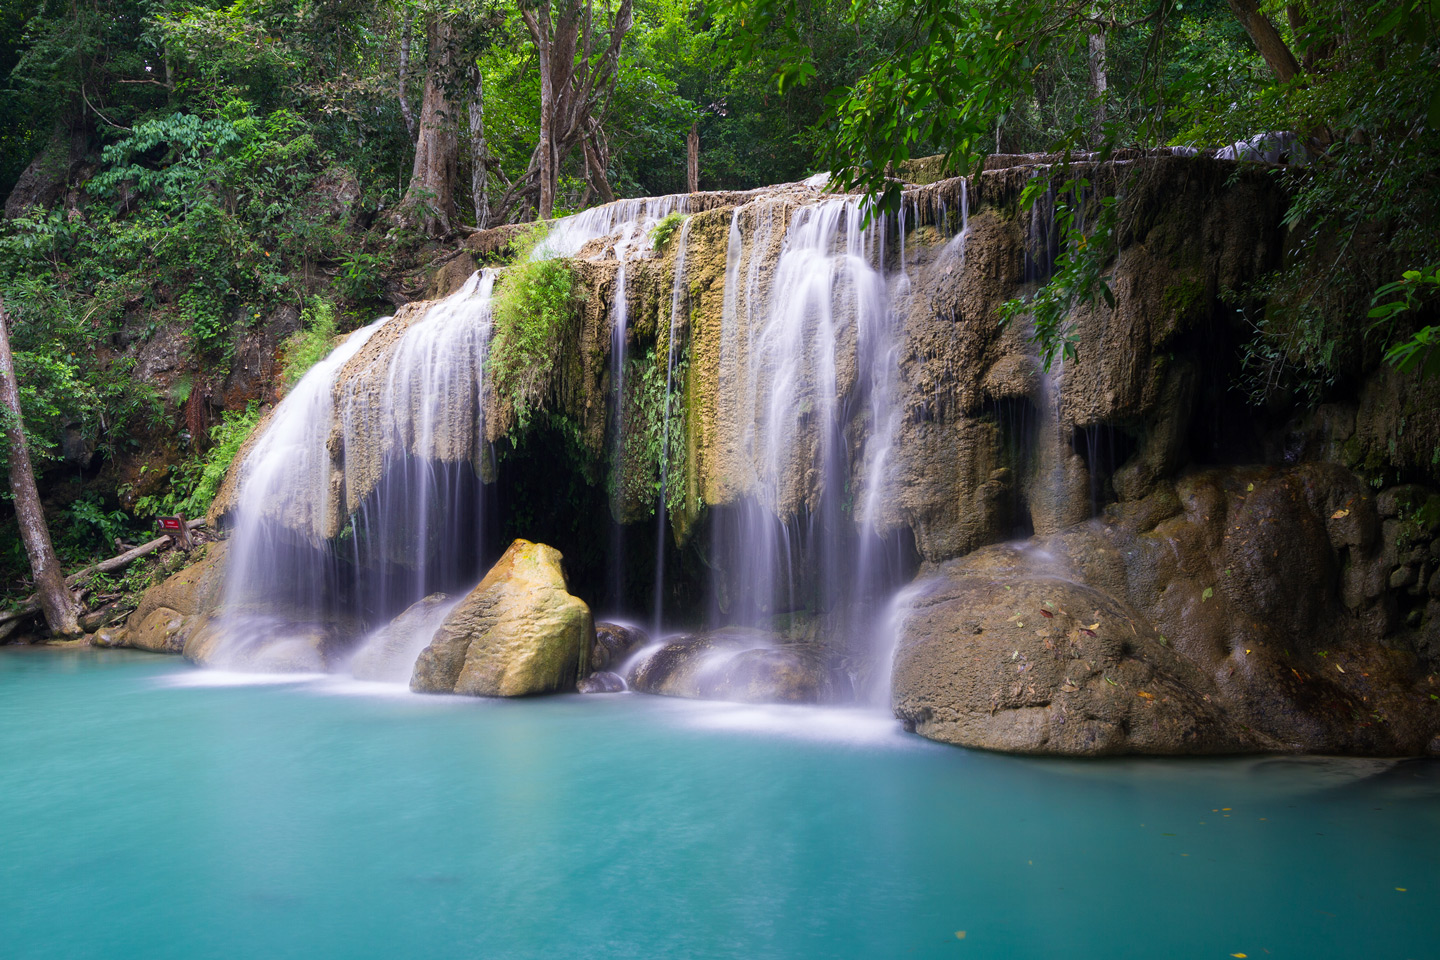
[652,218,692,634]
[211,272,498,670]
[707,198,901,644]
[535,195,689,260]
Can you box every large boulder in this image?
[627,628,839,703]
[411,540,593,696]
[891,556,1258,756]
[348,593,456,682]
[123,542,228,654]
[891,465,1440,756]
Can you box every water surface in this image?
[2,648,1435,959]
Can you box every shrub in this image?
[488,232,579,429]
[649,211,688,252]
[280,298,339,390]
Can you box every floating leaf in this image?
[1085,622,1099,631]
[1105,676,1118,686]
[1232,954,1248,958]
[1246,483,1254,492]
[1137,690,1155,700]
[1396,887,1407,892]
[1331,508,1350,519]
[1201,587,1214,602]
[955,930,967,939]
[1040,609,1054,618]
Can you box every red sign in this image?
[158,517,184,532]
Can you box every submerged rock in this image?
[185,616,350,672]
[591,621,649,672]
[348,593,455,682]
[892,465,1440,756]
[627,628,837,703]
[123,542,228,655]
[577,671,626,694]
[411,540,592,697]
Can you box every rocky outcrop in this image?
[577,670,626,693]
[121,542,228,654]
[591,621,649,672]
[411,540,592,696]
[626,628,840,703]
[892,464,1440,755]
[348,593,455,682]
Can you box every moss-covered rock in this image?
[121,542,228,654]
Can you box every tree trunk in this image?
[537,19,557,220]
[0,297,79,637]
[687,123,699,193]
[1087,13,1107,145]
[399,10,417,141]
[399,16,458,237]
[1227,0,1301,83]
[513,0,630,222]
[469,66,489,229]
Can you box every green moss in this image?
[489,230,581,431]
[1161,276,1206,319]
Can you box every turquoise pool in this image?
[2,648,1435,959]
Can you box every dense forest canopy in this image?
[0,0,1436,599]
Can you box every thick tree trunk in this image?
[399,16,458,236]
[687,123,699,193]
[1228,0,1301,82]
[469,67,489,229]
[514,0,630,222]
[0,297,79,637]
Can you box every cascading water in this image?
[535,194,689,260]
[212,314,390,670]
[212,177,974,698]
[212,272,499,671]
[651,218,692,634]
[698,196,912,694]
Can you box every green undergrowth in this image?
[133,402,262,521]
[610,346,692,521]
[488,228,581,430]
[280,298,340,390]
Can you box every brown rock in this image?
[411,540,592,696]
[124,542,228,655]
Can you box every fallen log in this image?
[0,519,207,627]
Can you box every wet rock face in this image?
[892,567,1255,756]
[411,540,593,697]
[348,593,454,682]
[591,621,649,672]
[626,628,838,703]
[892,465,1440,756]
[577,671,626,694]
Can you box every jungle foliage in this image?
[0,0,1435,594]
